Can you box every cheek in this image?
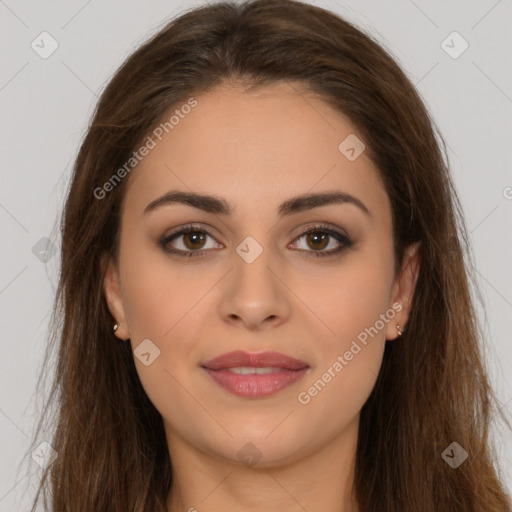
[296,247,394,345]
[119,254,211,435]
[293,242,393,409]
[119,235,204,340]
[294,268,391,437]
[119,244,214,395]
[294,341,383,451]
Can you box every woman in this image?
[28,0,511,510]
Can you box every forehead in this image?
[122,82,389,219]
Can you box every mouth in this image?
[201,350,310,399]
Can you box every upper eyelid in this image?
[162,223,349,247]
[163,224,221,242]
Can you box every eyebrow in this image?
[143,190,371,218]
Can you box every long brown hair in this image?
[25,0,511,510]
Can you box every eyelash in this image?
[159,223,354,259]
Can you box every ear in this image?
[102,254,130,340]
[386,242,421,340]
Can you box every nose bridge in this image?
[231,233,279,302]
[218,233,290,328]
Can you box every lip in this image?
[201,350,310,399]
[202,350,309,370]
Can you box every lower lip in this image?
[202,367,309,398]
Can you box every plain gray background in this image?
[0,0,511,509]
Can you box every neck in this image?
[165,415,360,512]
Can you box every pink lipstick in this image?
[201,350,310,399]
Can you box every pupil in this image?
[185,231,205,249]
[308,232,328,250]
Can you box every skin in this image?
[103,81,420,512]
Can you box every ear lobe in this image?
[387,242,421,340]
[102,255,130,340]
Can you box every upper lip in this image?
[202,350,309,370]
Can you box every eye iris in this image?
[306,232,328,250]
[184,231,206,250]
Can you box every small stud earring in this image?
[396,324,402,337]
[113,324,119,332]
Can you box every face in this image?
[104,82,419,469]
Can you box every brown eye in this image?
[305,232,329,251]
[291,224,354,259]
[182,231,207,250]
[160,226,221,256]
[159,223,353,259]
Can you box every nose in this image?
[217,246,291,331]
